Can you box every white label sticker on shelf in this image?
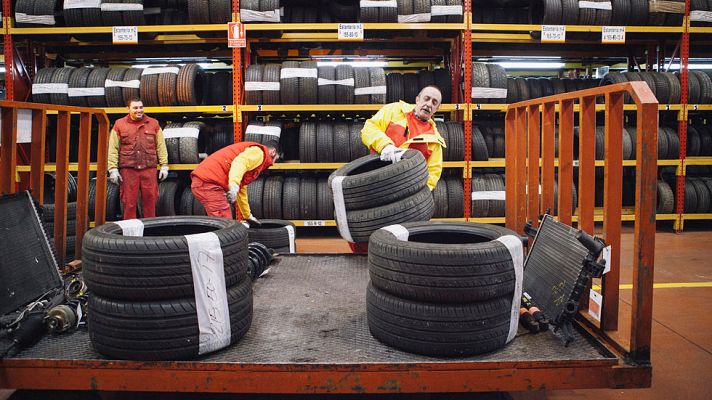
[578,1,612,10]
[431,5,463,16]
[354,85,387,95]
[32,83,68,94]
[244,81,281,91]
[240,9,280,22]
[338,23,364,41]
[245,125,282,137]
[64,0,101,9]
[472,191,506,200]
[15,13,56,25]
[588,289,603,322]
[471,87,507,98]
[101,3,144,11]
[67,87,105,97]
[113,26,138,44]
[317,78,355,86]
[602,26,625,43]
[360,0,398,8]
[163,127,200,139]
[303,220,326,227]
[104,79,141,88]
[690,10,712,22]
[280,68,318,79]
[141,66,180,75]
[397,13,431,23]
[541,25,566,43]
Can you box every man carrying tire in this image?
[190,140,281,224]
[108,98,169,220]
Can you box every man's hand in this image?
[226,183,239,204]
[108,169,122,185]
[158,166,169,181]
[246,214,262,226]
[379,144,406,164]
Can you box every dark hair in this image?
[126,97,143,107]
[263,140,282,161]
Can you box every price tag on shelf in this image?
[540,25,565,43]
[601,26,625,44]
[303,220,326,227]
[338,23,364,41]
[588,289,603,322]
[228,22,246,48]
[112,26,138,44]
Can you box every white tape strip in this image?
[68,87,105,97]
[360,0,398,8]
[495,234,524,344]
[280,68,318,79]
[397,13,431,23]
[245,125,282,137]
[105,79,141,88]
[382,224,409,241]
[578,1,612,10]
[317,78,355,86]
[114,219,144,237]
[141,67,180,76]
[32,83,69,94]
[240,9,280,22]
[244,81,281,91]
[354,85,387,96]
[285,225,296,253]
[471,191,506,200]
[471,87,508,99]
[330,176,354,243]
[163,127,200,139]
[186,232,231,355]
[690,10,712,21]
[431,5,463,16]
[16,109,33,144]
[100,3,144,11]
[64,0,101,9]
[15,13,56,25]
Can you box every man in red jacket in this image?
[107,98,169,220]
[191,140,280,223]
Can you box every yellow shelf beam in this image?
[240,104,462,112]
[244,23,465,31]
[8,24,227,35]
[45,106,233,115]
[471,24,684,33]
[682,214,712,220]
[470,104,683,112]
[685,157,712,166]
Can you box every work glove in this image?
[379,144,406,164]
[108,169,122,185]
[226,183,239,204]
[246,214,262,227]
[158,166,169,181]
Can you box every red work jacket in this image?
[113,115,161,170]
[192,142,273,190]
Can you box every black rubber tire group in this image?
[299,121,370,162]
[505,77,600,103]
[248,174,334,222]
[367,221,518,357]
[247,219,296,254]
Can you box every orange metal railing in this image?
[504,82,658,365]
[0,101,111,265]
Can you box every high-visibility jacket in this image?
[108,115,168,170]
[361,101,445,190]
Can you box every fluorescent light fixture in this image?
[316,61,388,68]
[494,61,565,69]
[664,64,712,70]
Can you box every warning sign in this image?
[228,22,246,48]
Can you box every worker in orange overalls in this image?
[350,85,446,252]
[190,140,280,224]
[108,98,169,220]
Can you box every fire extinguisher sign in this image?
[228,22,246,48]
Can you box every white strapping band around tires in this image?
[471,191,506,200]
[245,124,282,137]
[240,9,280,22]
[163,127,200,139]
[32,83,68,94]
[431,5,463,16]
[114,219,144,237]
[280,68,318,79]
[471,87,508,98]
[284,225,296,253]
[648,0,685,13]
[185,232,231,355]
[495,234,524,344]
[244,81,281,91]
[360,0,398,8]
[101,3,144,11]
[382,224,409,241]
[68,87,105,97]
[397,13,431,23]
[330,176,354,243]
[354,85,387,95]
[578,1,612,10]
[15,13,56,25]
[64,0,101,9]
[317,78,355,86]
[141,67,180,76]
[105,79,141,88]
[690,10,712,21]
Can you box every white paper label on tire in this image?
[32,83,69,94]
[360,0,398,8]
[15,13,56,25]
[690,10,712,22]
[141,67,180,76]
[105,79,141,88]
[245,125,282,137]
[284,225,296,253]
[471,87,508,98]
[317,78,355,86]
[382,224,409,241]
[397,13,431,23]
[101,3,144,11]
[244,81,281,91]
[471,191,506,200]
[280,68,318,79]
[330,176,354,243]
[354,85,387,95]
[68,87,105,97]
[495,234,524,344]
[240,9,280,22]
[431,5,463,16]
[163,127,200,139]
[186,232,231,355]
[578,1,612,10]
[64,0,101,9]
[114,219,144,237]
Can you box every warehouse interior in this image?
[1,0,711,399]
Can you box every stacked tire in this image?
[471,63,508,104]
[329,151,435,243]
[506,77,600,103]
[367,221,519,356]
[83,216,253,360]
[600,71,712,105]
[298,121,369,162]
[41,202,77,262]
[432,175,465,218]
[247,219,296,253]
[687,123,712,156]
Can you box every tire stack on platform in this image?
[366,221,520,356]
[83,216,253,360]
[247,219,297,253]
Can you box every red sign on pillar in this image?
[228,22,246,48]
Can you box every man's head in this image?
[264,140,281,163]
[127,98,144,121]
[413,85,442,121]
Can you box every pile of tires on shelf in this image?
[40,173,78,261]
[431,175,465,218]
[83,216,253,360]
[473,123,505,159]
[359,0,464,23]
[245,63,387,105]
[31,65,231,107]
[247,174,334,221]
[657,174,712,215]
[601,70,712,104]
[687,123,712,157]
[529,0,686,26]
[366,221,521,356]
[164,120,235,164]
[505,77,600,103]
[296,121,370,162]
[386,69,452,104]
[691,0,712,27]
